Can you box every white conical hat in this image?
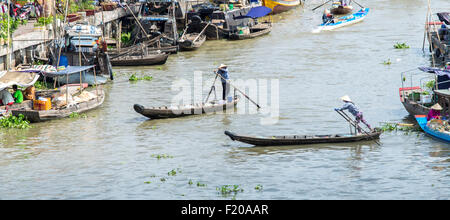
[340,95,351,102]
[431,103,443,110]
[218,64,227,69]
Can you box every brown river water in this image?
[1,0,449,199]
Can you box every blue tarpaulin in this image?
[234,6,272,19]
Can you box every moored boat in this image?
[12,88,105,123]
[316,8,369,32]
[228,6,273,40]
[262,0,301,14]
[134,96,240,119]
[229,23,272,40]
[178,33,207,51]
[109,52,169,66]
[224,130,382,146]
[415,115,450,143]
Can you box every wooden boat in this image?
[177,33,206,51]
[134,96,240,119]
[330,5,353,15]
[262,0,301,14]
[316,8,369,32]
[415,115,450,143]
[109,53,169,66]
[224,130,382,146]
[229,23,272,40]
[11,88,105,123]
[399,86,430,116]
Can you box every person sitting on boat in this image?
[322,9,335,24]
[438,24,449,41]
[12,85,23,104]
[217,64,230,101]
[445,62,450,70]
[0,88,14,112]
[334,95,373,133]
[340,0,350,6]
[427,103,443,121]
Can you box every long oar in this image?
[352,0,364,9]
[335,109,381,146]
[204,74,218,103]
[312,0,332,11]
[214,71,261,109]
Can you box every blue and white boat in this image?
[315,8,369,32]
[415,115,450,143]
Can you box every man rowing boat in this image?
[335,95,373,133]
[216,64,230,101]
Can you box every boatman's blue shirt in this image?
[217,68,229,83]
[338,102,360,116]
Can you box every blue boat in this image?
[415,115,450,143]
[315,8,370,32]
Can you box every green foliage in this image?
[425,80,435,90]
[0,114,31,129]
[394,42,410,49]
[151,154,173,159]
[69,112,87,118]
[0,14,23,41]
[129,74,153,82]
[120,32,132,45]
[33,80,51,91]
[382,59,392,65]
[254,184,263,191]
[35,16,54,27]
[216,185,244,196]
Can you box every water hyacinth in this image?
[0,114,31,129]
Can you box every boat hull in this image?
[224,130,382,146]
[134,96,240,119]
[12,89,105,123]
[330,6,353,15]
[228,24,272,40]
[110,53,169,66]
[415,115,450,143]
[319,8,369,31]
[263,0,301,14]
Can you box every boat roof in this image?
[234,6,272,19]
[19,65,95,78]
[437,12,450,25]
[434,89,450,97]
[0,70,40,90]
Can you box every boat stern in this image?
[414,115,427,130]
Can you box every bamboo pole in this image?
[6,0,10,70]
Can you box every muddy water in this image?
[1,0,449,199]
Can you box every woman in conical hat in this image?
[427,103,443,121]
[216,64,230,101]
[335,95,373,133]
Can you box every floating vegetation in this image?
[151,154,173,160]
[188,179,193,185]
[167,168,181,176]
[379,122,421,133]
[69,112,87,119]
[197,182,207,187]
[144,181,152,184]
[217,185,244,196]
[0,114,31,129]
[394,42,410,49]
[254,184,263,191]
[129,74,153,82]
[382,59,392,65]
[160,177,166,182]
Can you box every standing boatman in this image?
[216,64,230,101]
[335,95,373,133]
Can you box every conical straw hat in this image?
[218,64,227,69]
[340,95,352,102]
[431,103,443,110]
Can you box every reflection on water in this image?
[0,0,450,199]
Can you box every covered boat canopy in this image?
[19,65,95,78]
[0,70,40,91]
[234,6,272,19]
[437,12,450,25]
[418,66,450,77]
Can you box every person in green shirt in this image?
[12,85,23,104]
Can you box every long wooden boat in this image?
[262,0,301,14]
[224,130,382,146]
[110,53,169,66]
[317,8,369,32]
[415,115,450,143]
[134,96,240,119]
[330,5,353,15]
[229,23,272,40]
[178,33,206,51]
[11,89,105,123]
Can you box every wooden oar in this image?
[214,70,261,109]
[204,74,218,103]
[335,109,381,146]
[312,0,332,11]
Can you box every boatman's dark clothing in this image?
[322,13,334,24]
[217,68,230,100]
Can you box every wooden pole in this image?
[214,70,261,108]
[78,31,83,92]
[6,0,11,70]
